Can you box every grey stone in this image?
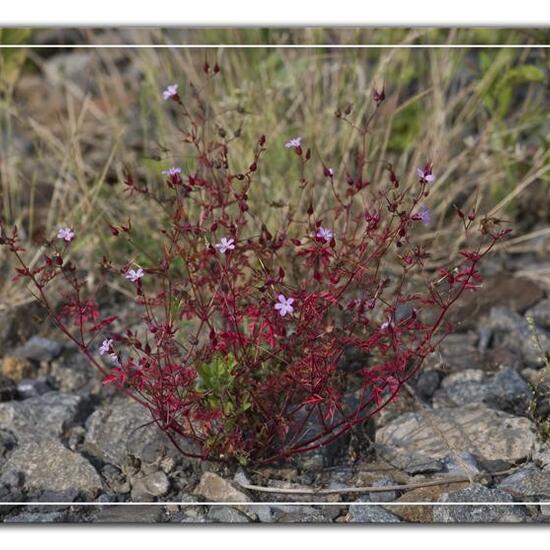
[0,470,23,489]
[346,496,402,523]
[5,511,67,523]
[84,399,160,467]
[13,336,63,362]
[92,505,164,523]
[16,377,52,399]
[0,429,17,462]
[526,299,550,330]
[376,405,536,470]
[4,439,102,497]
[434,367,531,414]
[101,464,130,494]
[270,505,326,523]
[0,375,16,402]
[206,506,251,523]
[194,472,250,503]
[248,505,273,522]
[414,370,440,400]
[50,354,93,392]
[498,464,550,498]
[0,391,87,442]
[131,471,170,500]
[488,307,550,366]
[434,484,531,523]
[368,477,398,502]
[443,452,482,477]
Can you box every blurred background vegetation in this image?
[0,28,549,307]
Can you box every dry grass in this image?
[0,28,549,309]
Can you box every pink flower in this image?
[215,237,235,254]
[162,167,182,177]
[99,339,112,356]
[416,164,436,183]
[162,84,178,101]
[285,137,302,149]
[316,227,333,242]
[57,227,75,242]
[125,268,144,283]
[274,294,295,317]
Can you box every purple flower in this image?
[162,84,178,101]
[125,268,144,283]
[57,227,75,242]
[99,339,112,356]
[285,137,302,149]
[417,205,431,226]
[162,166,182,177]
[416,165,436,183]
[214,237,235,254]
[316,227,333,242]
[274,294,295,317]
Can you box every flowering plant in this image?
[0,72,509,465]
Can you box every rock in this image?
[84,399,159,468]
[0,429,17,462]
[434,367,531,414]
[533,440,550,470]
[346,496,402,523]
[391,482,469,523]
[194,472,250,503]
[16,377,52,399]
[414,370,441,400]
[270,504,326,523]
[44,53,94,92]
[498,464,550,498]
[450,275,545,327]
[101,464,130,494]
[92,505,164,523]
[13,336,63,362]
[368,476,398,502]
[5,510,67,523]
[527,299,550,330]
[206,506,251,523]
[0,391,87,442]
[443,451,482,477]
[376,405,536,471]
[4,440,102,497]
[0,375,16,402]
[131,471,170,500]
[487,307,550,366]
[433,484,531,523]
[1,356,35,382]
[50,354,93,392]
[0,302,48,351]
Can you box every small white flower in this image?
[285,137,302,149]
[215,237,235,254]
[99,339,112,356]
[274,294,295,317]
[162,83,178,101]
[316,227,333,242]
[57,227,75,242]
[125,268,144,282]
